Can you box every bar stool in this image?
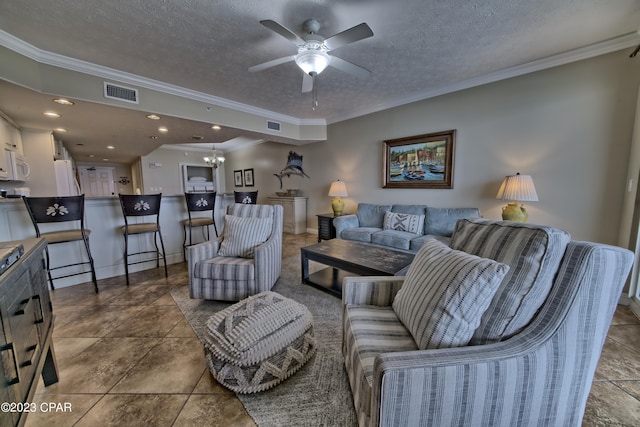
[234,191,258,204]
[118,193,168,285]
[23,195,98,293]
[181,191,218,261]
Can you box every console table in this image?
[0,238,58,426]
[268,196,307,234]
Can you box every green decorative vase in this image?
[501,202,528,222]
[332,197,345,216]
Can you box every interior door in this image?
[78,166,115,197]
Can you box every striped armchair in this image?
[188,204,283,301]
[342,219,633,427]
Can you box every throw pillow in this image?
[392,239,510,350]
[217,215,273,258]
[383,212,425,234]
[449,218,571,344]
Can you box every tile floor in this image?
[22,233,640,426]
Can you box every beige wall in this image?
[223,50,640,244]
[140,147,225,195]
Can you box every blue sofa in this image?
[333,203,481,253]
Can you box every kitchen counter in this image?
[0,194,231,288]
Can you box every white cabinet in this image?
[0,117,22,154]
[268,196,308,234]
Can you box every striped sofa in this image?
[342,219,633,427]
[188,203,283,301]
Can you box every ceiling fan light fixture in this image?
[295,50,330,75]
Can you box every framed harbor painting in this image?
[383,130,456,189]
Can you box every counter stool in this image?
[118,193,168,285]
[181,191,218,261]
[234,191,258,204]
[23,195,98,293]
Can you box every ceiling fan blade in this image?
[329,56,371,79]
[248,55,295,73]
[260,20,305,45]
[301,73,314,93]
[324,23,373,51]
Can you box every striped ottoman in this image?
[203,291,316,393]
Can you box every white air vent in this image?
[104,82,139,104]
[266,120,281,132]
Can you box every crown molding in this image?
[2,29,637,128]
[0,30,326,128]
[326,32,640,124]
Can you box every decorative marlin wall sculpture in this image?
[274,151,310,189]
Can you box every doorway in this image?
[78,166,115,197]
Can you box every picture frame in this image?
[234,170,244,187]
[383,130,456,189]
[243,168,255,187]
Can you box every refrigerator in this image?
[54,160,81,196]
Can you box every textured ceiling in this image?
[0,0,639,162]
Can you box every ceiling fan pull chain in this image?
[312,73,319,110]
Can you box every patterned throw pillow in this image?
[383,212,425,234]
[217,215,273,258]
[392,239,510,350]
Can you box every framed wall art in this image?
[243,168,255,187]
[234,170,244,187]
[383,130,456,189]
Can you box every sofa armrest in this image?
[342,276,405,307]
[187,237,222,274]
[332,214,359,239]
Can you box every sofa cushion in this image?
[424,207,481,237]
[409,234,450,251]
[450,218,571,344]
[392,239,510,349]
[217,215,273,258]
[194,256,255,281]
[371,229,417,251]
[343,305,418,419]
[356,203,392,227]
[383,212,425,234]
[391,204,428,216]
[341,227,381,243]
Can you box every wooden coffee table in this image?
[300,239,415,297]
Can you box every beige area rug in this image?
[170,255,358,427]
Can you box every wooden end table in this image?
[316,213,337,242]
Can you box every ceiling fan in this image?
[249,19,374,107]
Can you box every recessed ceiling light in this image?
[192,135,204,140]
[158,127,168,133]
[89,154,95,158]
[106,145,115,150]
[103,158,109,161]
[146,114,161,120]
[53,98,74,106]
[149,136,159,140]
[55,128,68,132]
[211,125,222,131]
[43,111,60,118]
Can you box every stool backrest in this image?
[234,191,258,204]
[184,191,216,213]
[119,194,162,223]
[23,195,87,236]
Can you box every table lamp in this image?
[328,180,348,216]
[496,173,538,222]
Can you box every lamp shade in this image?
[496,173,538,201]
[328,180,348,197]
